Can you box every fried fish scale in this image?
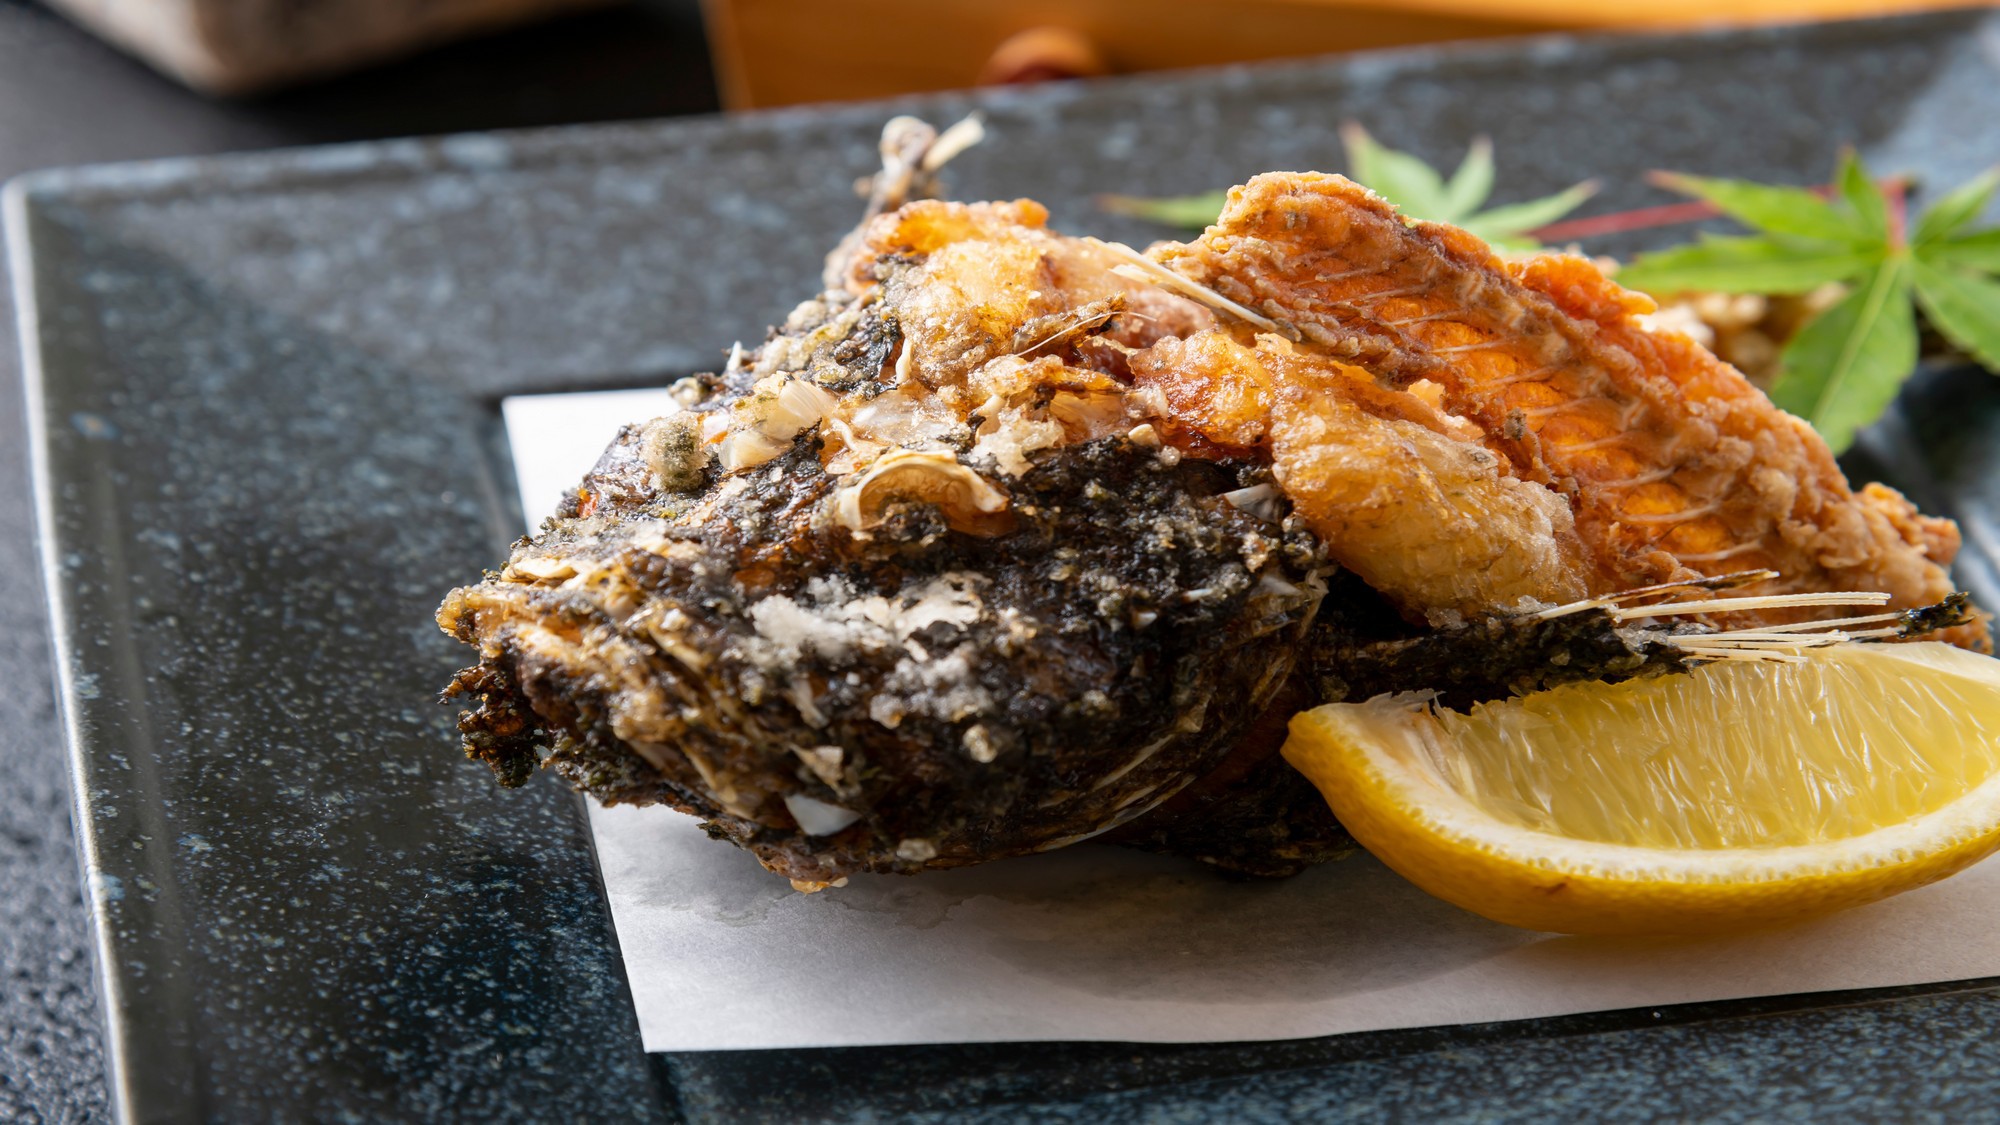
[1160,172,1985,648]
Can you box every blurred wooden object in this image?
[979,27,1113,86]
[44,0,620,95]
[702,0,1992,108]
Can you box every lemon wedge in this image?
[1282,641,2000,935]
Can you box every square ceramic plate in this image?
[12,11,2000,1120]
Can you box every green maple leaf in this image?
[1772,257,1917,455]
[1097,189,1233,229]
[1098,124,1595,249]
[1620,152,2000,453]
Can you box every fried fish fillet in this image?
[439,124,1986,884]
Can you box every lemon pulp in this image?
[1282,642,2000,935]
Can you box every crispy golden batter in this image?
[833,196,1599,622]
[1159,172,1983,647]
[1127,330,1590,620]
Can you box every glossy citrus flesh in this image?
[1282,642,2000,935]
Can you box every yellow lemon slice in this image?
[1282,641,2000,935]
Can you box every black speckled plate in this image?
[12,12,2000,1121]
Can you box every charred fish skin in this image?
[1309,612,1696,712]
[1106,747,1359,879]
[441,416,1327,883]
[1305,582,1702,715]
[1099,669,1359,879]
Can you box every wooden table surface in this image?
[703,0,1994,107]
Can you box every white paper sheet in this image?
[503,389,2000,1053]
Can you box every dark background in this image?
[0,2,720,1118]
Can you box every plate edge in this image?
[3,180,138,1123]
[2,11,1983,208]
